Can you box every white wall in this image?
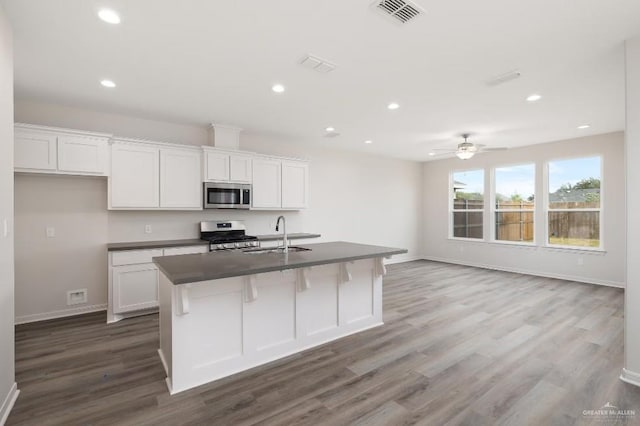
[14,175,108,322]
[13,101,423,322]
[0,4,17,424]
[623,37,640,385]
[422,132,626,287]
[14,99,208,147]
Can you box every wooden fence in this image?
[453,199,599,242]
[495,201,534,242]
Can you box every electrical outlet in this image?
[46,227,56,238]
[145,224,152,234]
[577,257,584,266]
[67,289,87,306]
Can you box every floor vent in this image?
[372,0,424,25]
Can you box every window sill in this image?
[489,240,537,249]
[448,237,486,243]
[542,245,606,255]
[446,238,607,254]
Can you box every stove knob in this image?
[234,242,241,248]
[251,241,260,247]
[216,244,225,250]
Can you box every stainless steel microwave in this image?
[203,182,251,209]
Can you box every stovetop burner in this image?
[206,234,258,244]
[200,220,259,251]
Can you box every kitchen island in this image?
[153,241,407,394]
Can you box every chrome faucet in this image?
[275,215,288,253]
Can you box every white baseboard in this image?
[0,383,19,426]
[385,255,422,265]
[421,255,625,289]
[158,349,169,376]
[15,304,107,325]
[620,368,640,387]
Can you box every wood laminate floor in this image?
[8,260,640,425]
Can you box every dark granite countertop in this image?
[107,233,321,251]
[107,239,207,251]
[153,241,407,285]
[256,233,321,242]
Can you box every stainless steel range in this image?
[200,221,259,252]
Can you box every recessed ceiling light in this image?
[428,152,435,156]
[325,127,335,132]
[577,124,591,129]
[272,84,285,93]
[526,94,542,102]
[364,140,373,144]
[100,79,116,88]
[98,9,121,24]
[387,102,400,110]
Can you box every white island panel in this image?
[297,265,340,340]
[159,258,385,394]
[244,271,297,355]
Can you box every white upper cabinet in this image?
[160,148,202,208]
[204,148,253,183]
[252,157,309,210]
[110,142,160,209]
[14,124,110,176]
[110,139,202,210]
[14,129,57,171]
[58,135,109,175]
[229,154,253,183]
[252,158,282,209]
[204,150,230,181]
[282,160,309,209]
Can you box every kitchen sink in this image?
[242,246,311,254]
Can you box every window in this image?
[451,169,484,239]
[494,164,535,243]
[547,156,601,248]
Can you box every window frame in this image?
[449,168,485,241]
[544,155,604,251]
[491,163,536,246]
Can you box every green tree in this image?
[455,192,483,201]
[574,177,600,189]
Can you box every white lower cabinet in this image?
[112,263,160,314]
[108,245,208,323]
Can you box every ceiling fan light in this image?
[456,151,475,160]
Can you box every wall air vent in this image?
[372,0,424,25]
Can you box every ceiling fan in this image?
[430,134,507,160]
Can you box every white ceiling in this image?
[2,0,640,161]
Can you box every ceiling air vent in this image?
[372,0,424,25]
[300,54,336,74]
